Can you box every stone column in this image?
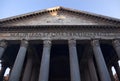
[38,40,51,81]
[113,62,120,80]
[112,40,120,59]
[22,56,33,81]
[91,40,111,81]
[0,63,7,81]
[0,40,7,59]
[84,67,91,81]
[8,40,28,81]
[88,56,98,81]
[30,65,38,81]
[68,39,81,81]
[30,66,36,81]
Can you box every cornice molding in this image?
[0,25,119,32]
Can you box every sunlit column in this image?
[8,40,28,81]
[91,40,111,81]
[68,39,81,81]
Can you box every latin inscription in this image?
[0,32,120,40]
[9,32,119,37]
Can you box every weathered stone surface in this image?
[0,26,120,40]
[1,9,118,26]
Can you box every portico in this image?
[0,6,120,81]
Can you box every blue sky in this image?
[0,0,120,19]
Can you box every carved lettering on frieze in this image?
[0,32,120,40]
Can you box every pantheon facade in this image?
[0,6,120,81]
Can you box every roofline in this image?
[0,6,120,24]
[0,6,62,22]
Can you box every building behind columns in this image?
[0,6,120,81]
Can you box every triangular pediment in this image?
[0,6,120,26]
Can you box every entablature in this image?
[0,25,120,40]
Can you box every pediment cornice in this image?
[0,6,120,25]
[0,25,119,32]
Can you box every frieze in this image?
[0,32,120,40]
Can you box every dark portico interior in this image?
[0,40,119,81]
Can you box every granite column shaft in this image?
[8,40,28,81]
[91,40,111,81]
[38,40,51,81]
[68,40,81,81]
[0,41,7,59]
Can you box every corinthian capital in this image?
[91,40,100,47]
[112,40,120,47]
[0,40,7,48]
[68,39,76,46]
[43,40,51,47]
[21,39,28,47]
